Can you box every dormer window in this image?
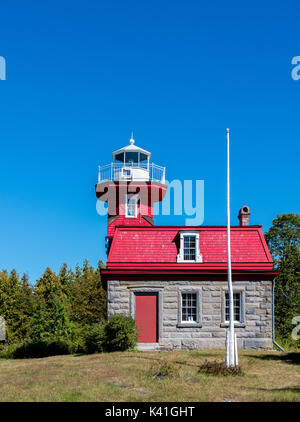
[183,235,196,260]
[125,194,138,218]
[177,231,202,263]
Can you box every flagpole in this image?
[226,128,237,366]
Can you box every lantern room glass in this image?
[114,151,149,168]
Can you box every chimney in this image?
[238,205,250,226]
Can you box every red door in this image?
[135,293,158,342]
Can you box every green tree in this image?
[0,270,34,343]
[69,260,107,326]
[30,293,72,341]
[58,263,74,296]
[35,267,60,301]
[31,267,73,341]
[15,273,34,340]
[265,214,300,340]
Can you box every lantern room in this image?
[112,136,151,181]
[97,135,165,184]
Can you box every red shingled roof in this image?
[106,225,273,271]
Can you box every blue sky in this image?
[0,0,299,282]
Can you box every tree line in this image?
[0,260,107,347]
[265,213,300,346]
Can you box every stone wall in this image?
[107,279,273,350]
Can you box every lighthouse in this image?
[97,135,276,350]
[95,135,167,245]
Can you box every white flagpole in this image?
[226,128,237,366]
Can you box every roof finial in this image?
[129,131,135,145]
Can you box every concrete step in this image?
[136,342,162,351]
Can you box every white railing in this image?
[97,162,166,183]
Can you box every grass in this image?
[0,349,299,402]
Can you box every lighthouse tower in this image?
[95,135,167,247]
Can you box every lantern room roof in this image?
[112,136,151,159]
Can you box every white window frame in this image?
[177,231,202,263]
[220,288,245,328]
[125,194,138,218]
[225,292,242,324]
[122,167,132,180]
[181,292,198,323]
[177,287,202,328]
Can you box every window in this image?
[181,293,197,322]
[125,151,139,164]
[225,292,241,323]
[122,168,132,179]
[183,236,196,261]
[177,231,202,263]
[125,194,138,218]
[177,288,202,328]
[221,289,245,328]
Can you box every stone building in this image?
[96,136,277,350]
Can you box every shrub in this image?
[67,322,88,354]
[276,337,300,352]
[198,360,243,376]
[43,339,73,357]
[4,339,73,359]
[103,315,137,352]
[83,323,105,354]
[0,343,19,359]
[150,359,179,378]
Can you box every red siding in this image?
[108,214,153,236]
